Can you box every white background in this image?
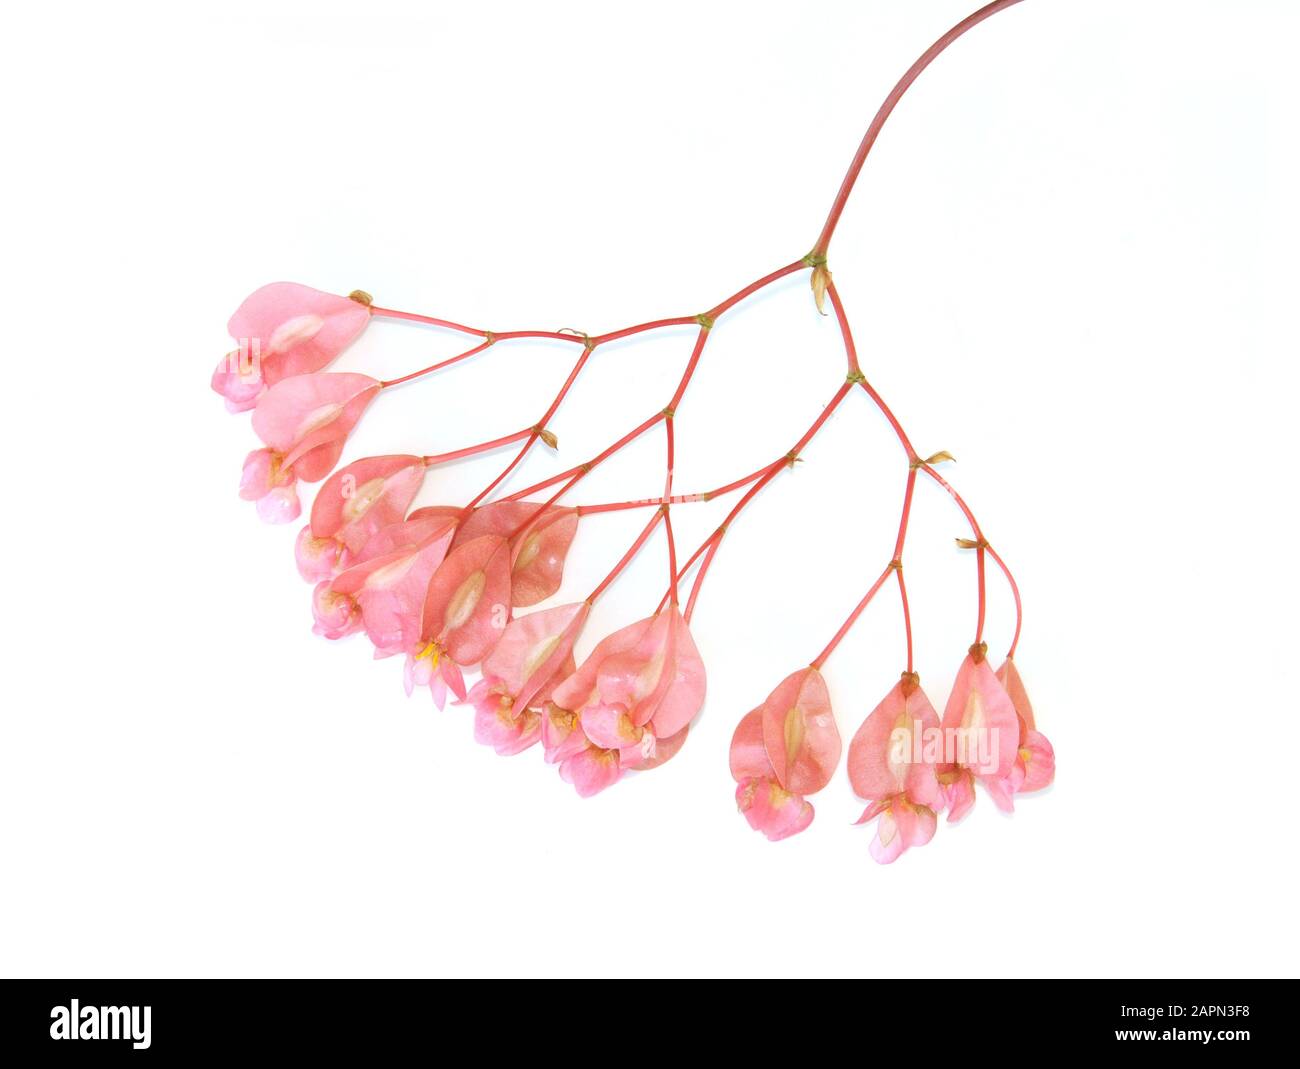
[2,0,1297,978]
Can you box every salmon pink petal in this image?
[869,806,906,864]
[509,509,579,608]
[548,616,653,714]
[439,659,467,703]
[339,523,457,655]
[848,677,941,808]
[942,650,1020,780]
[481,602,590,714]
[760,667,841,796]
[729,707,775,782]
[996,658,1037,732]
[421,535,513,665]
[560,745,623,797]
[351,513,459,567]
[735,777,814,841]
[310,455,426,555]
[1020,729,1055,792]
[239,448,288,500]
[646,609,706,739]
[251,372,380,483]
[529,653,577,711]
[984,770,1019,813]
[626,724,688,771]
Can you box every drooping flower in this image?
[239,447,301,524]
[984,658,1056,809]
[453,500,579,608]
[461,601,591,756]
[326,511,460,656]
[729,666,840,841]
[294,454,426,581]
[937,643,1021,822]
[212,283,371,412]
[544,605,706,796]
[391,534,515,708]
[847,672,943,863]
[241,372,380,523]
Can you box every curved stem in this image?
[811,0,1026,258]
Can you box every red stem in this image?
[811,0,1026,258]
[588,508,665,602]
[421,428,533,467]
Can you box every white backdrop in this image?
[2,0,1298,978]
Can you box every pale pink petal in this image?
[255,484,300,524]
[759,667,841,796]
[735,777,814,841]
[295,525,345,582]
[1019,729,1055,792]
[581,702,642,751]
[942,770,977,823]
[509,509,579,607]
[541,703,587,765]
[310,581,361,640]
[560,746,623,797]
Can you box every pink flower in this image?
[239,448,301,524]
[937,643,1021,822]
[729,667,840,841]
[984,658,1056,809]
[453,501,579,608]
[419,534,515,667]
[327,512,460,657]
[460,601,591,756]
[240,372,380,523]
[545,606,706,796]
[311,580,362,640]
[403,644,467,711]
[294,454,426,581]
[847,673,943,863]
[212,283,371,412]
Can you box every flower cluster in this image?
[729,647,1054,863]
[213,1,1053,854]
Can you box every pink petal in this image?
[420,535,513,665]
[541,703,587,764]
[225,282,370,385]
[941,770,977,823]
[729,707,775,782]
[559,745,623,797]
[548,616,654,714]
[581,702,642,751]
[255,484,300,524]
[310,455,426,555]
[735,777,814,841]
[251,372,380,483]
[626,724,688,772]
[481,601,590,714]
[759,667,841,796]
[1019,729,1055,792]
[941,651,1020,781]
[452,502,579,607]
[295,525,345,583]
[996,658,1037,732]
[847,677,942,808]
[310,581,361,639]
